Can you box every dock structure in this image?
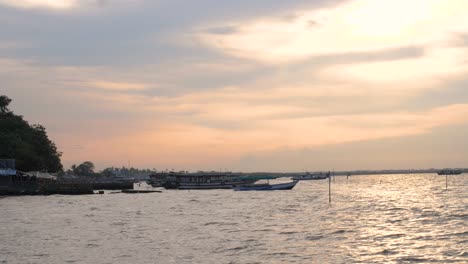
[1,159,93,195]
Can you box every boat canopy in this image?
[236,175,276,181]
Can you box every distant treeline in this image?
[64,161,155,179]
[0,95,63,172]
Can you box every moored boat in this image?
[148,171,257,190]
[437,169,462,175]
[291,172,330,180]
[233,180,298,191]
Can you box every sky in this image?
[1,0,468,172]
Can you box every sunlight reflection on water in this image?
[0,174,467,263]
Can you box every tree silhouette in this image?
[0,95,63,172]
[72,161,95,176]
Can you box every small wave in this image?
[398,256,429,263]
[216,245,249,254]
[448,213,468,219]
[204,221,238,226]
[230,246,249,251]
[421,210,441,217]
[379,249,398,255]
[86,243,99,248]
[265,252,293,256]
[387,207,406,211]
[305,235,324,241]
[278,231,299,235]
[116,254,132,258]
[386,219,403,223]
[331,229,350,235]
[413,235,434,241]
[204,221,220,226]
[379,233,405,239]
[448,231,468,237]
[253,228,274,232]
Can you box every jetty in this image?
[0,159,137,195]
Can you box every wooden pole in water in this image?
[328,172,331,203]
[446,174,448,190]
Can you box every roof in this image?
[0,169,16,176]
[236,175,276,181]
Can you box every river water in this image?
[1,174,467,263]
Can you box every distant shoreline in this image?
[248,169,467,177]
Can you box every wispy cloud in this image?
[89,81,149,91]
[199,0,468,62]
[0,0,76,10]
[2,0,468,170]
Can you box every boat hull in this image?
[163,180,256,190]
[233,180,298,191]
[291,172,330,181]
[291,175,328,180]
[437,170,462,175]
[177,183,243,190]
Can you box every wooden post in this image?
[328,173,331,203]
[446,174,448,190]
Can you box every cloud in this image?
[89,81,149,91]
[453,33,468,47]
[55,102,468,170]
[199,0,468,62]
[231,123,468,171]
[318,47,468,85]
[2,0,468,171]
[0,0,76,10]
[203,26,238,35]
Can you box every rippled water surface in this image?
[1,174,467,263]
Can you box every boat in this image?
[233,180,298,191]
[148,171,257,190]
[291,171,330,180]
[437,169,463,175]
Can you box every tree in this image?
[0,95,12,113]
[72,161,95,176]
[0,95,63,172]
[101,167,116,177]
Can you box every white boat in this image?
[233,180,298,191]
[291,172,330,180]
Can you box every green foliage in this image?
[0,95,63,172]
[71,161,95,176]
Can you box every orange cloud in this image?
[89,81,149,91]
[58,101,468,169]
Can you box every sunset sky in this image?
[2,0,468,171]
